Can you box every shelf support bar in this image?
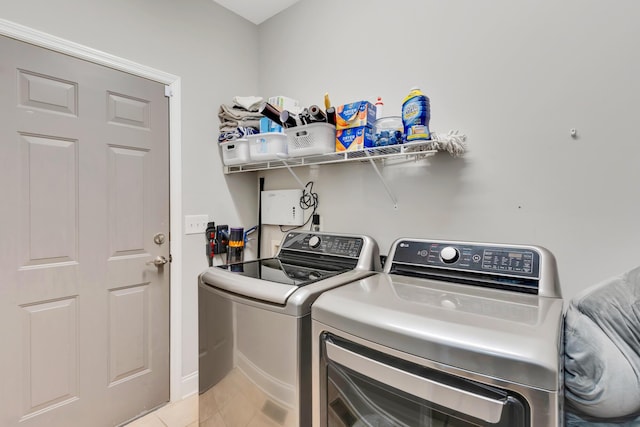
[281,160,307,190]
[365,151,398,208]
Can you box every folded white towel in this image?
[232,96,263,112]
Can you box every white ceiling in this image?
[212,0,301,25]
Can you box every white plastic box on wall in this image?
[220,139,249,165]
[247,132,288,161]
[261,189,304,225]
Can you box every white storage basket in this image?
[286,123,336,157]
[220,139,250,165]
[247,132,288,161]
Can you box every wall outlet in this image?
[185,214,209,235]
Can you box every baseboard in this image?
[180,371,199,400]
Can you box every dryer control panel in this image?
[281,232,364,258]
[389,239,545,294]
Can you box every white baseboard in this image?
[180,371,199,400]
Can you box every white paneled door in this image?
[0,36,170,426]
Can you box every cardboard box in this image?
[268,96,299,114]
[336,126,374,152]
[336,101,377,130]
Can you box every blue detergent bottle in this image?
[402,87,431,142]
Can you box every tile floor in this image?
[125,394,198,427]
[199,367,296,427]
[125,366,296,427]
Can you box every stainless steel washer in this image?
[199,231,380,427]
[312,238,564,427]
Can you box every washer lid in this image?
[201,258,348,305]
[312,273,564,391]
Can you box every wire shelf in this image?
[223,140,437,174]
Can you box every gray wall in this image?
[0,0,259,396]
[257,0,640,300]
[3,0,640,403]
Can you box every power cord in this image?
[280,181,319,232]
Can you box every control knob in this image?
[308,235,321,249]
[440,246,459,264]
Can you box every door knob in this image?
[147,255,169,267]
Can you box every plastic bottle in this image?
[401,87,431,142]
[374,96,384,120]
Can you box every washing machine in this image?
[198,231,380,427]
[312,238,564,427]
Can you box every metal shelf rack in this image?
[223,140,436,173]
[222,141,437,209]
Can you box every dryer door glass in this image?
[322,335,529,427]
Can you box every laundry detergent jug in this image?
[402,87,431,142]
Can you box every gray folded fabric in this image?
[218,104,263,131]
[564,265,640,420]
[566,411,640,426]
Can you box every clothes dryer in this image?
[312,238,564,427]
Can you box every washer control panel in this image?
[392,240,540,279]
[281,232,363,258]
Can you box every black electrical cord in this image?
[257,177,264,258]
[279,181,318,232]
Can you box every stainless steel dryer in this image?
[199,231,380,427]
[312,238,564,427]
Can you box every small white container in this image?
[286,123,336,157]
[247,132,288,161]
[220,139,249,165]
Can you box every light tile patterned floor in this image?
[126,367,295,427]
[126,394,198,427]
[199,368,296,427]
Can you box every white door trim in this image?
[0,19,187,402]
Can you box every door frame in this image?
[0,19,187,403]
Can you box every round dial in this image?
[308,235,321,248]
[440,246,459,264]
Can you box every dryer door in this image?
[320,334,530,427]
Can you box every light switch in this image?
[185,214,209,235]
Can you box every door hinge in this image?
[169,253,173,263]
[165,85,173,97]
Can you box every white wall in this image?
[0,0,260,398]
[257,0,640,301]
[3,0,639,404]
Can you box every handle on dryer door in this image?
[325,341,506,424]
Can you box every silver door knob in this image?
[147,255,169,266]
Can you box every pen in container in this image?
[258,102,283,125]
[279,110,298,128]
[324,92,331,110]
[299,108,310,125]
[326,106,336,126]
[308,105,327,122]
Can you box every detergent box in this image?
[336,101,377,130]
[336,126,374,152]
